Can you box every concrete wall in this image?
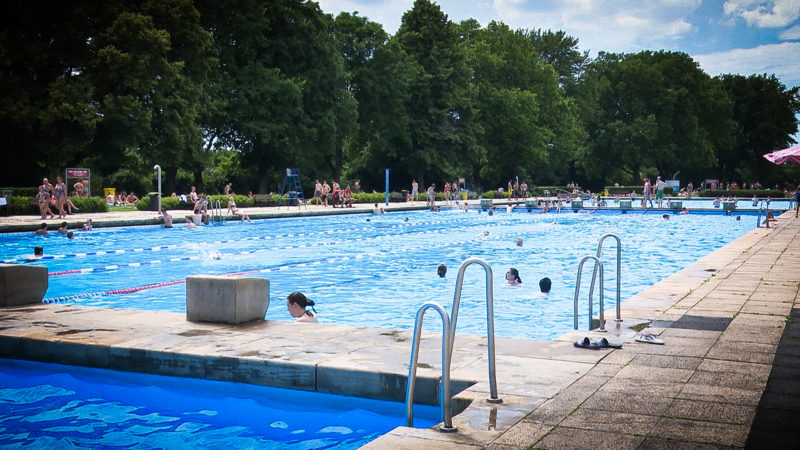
[0,264,48,307]
[186,276,269,324]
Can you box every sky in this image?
[315,0,800,89]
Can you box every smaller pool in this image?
[0,358,439,449]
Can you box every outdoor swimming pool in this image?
[0,358,439,448]
[2,208,764,340]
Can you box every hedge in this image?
[697,189,785,198]
[5,195,107,215]
[606,185,675,196]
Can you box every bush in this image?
[698,189,785,198]
[606,185,674,196]
[8,195,107,215]
[70,196,107,213]
[353,192,385,204]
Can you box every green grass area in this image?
[107,205,138,212]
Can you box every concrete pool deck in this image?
[0,206,798,448]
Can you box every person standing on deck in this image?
[655,176,666,207]
[642,178,653,208]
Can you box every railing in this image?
[756,199,770,228]
[405,302,456,432]
[573,255,606,331]
[211,200,223,223]
[405,257,502,431]
[588,233,622,322]
[448,258,502,404]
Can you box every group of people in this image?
[505,178,529,200]
[312,179,356,208]
[36,176,78,219]
[33,220,88,240]
[106,191,139,206]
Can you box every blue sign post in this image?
[385,169,390,206]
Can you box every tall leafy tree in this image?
[393,0,475,187]
[576,51,733,187]
[463,21,583,188]
[720,74,800,186]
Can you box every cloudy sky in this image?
[316,0,800,89]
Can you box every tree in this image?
[720,74,800,186]
[575,51,733,187]
[462,21,583,188]
[393,0,475,187]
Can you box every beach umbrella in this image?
[763,144,800,164]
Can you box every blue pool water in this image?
[0,358,439,448]
[1,209,765,340]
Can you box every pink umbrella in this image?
[763,144,800,164]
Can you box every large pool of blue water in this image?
[0,358,439,448]
[1,208,763,340]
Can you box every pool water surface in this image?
[0,358,439,449]
[1,208,761,340]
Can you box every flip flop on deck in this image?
[593,337,622,349]
[635,333,664,345]
[574,337,601,349]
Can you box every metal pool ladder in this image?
[756,199,770,227]
[573,255,606,331]
[405,257,502,431]
[588,233,622,322]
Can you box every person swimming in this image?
[505,268,522,285]
[437,264,447,277]
[287,292,318,323]
[515,238,523,247]
[539,277,551,294]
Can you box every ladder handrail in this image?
[405,301,456,432]
[756,199,770,227]
[588,233,621,321]
[574,255,605,331]
[448,258,502,403]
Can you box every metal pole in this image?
[385,169,390,206]
[406,301,455,432]
[153,165,161,213]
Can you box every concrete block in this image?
[669,201,683,209]
[186,276,269,324]
[571,200,583,209]
[723,201,736,210]
[0,264,48,307]
[480,199,493,210]
[620,199,632,209]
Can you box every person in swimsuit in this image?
[287,292,317,323]
[35,185,53,219]
[53,176,67,218]
[505,268,522,285]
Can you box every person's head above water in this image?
[515,238,523,247]
[286,292,317,322]
[505,268,522,284]
[539,277,551,293]
[437,264,447,277]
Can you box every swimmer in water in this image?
[539,277,551,294]
[437,264,447,277]
[515,238,523,247]
[287,292,318,323]
[505,268,522,285]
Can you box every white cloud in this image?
[316,0,413,33]
[486,0,702,54]
[694,41,800,87]
[723,0,800,27]
[779,23,800,38]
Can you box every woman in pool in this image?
[287,292,317,323]
[505,268,522,285]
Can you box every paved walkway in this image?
[0,206,798,448]
[484,212,800,449]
